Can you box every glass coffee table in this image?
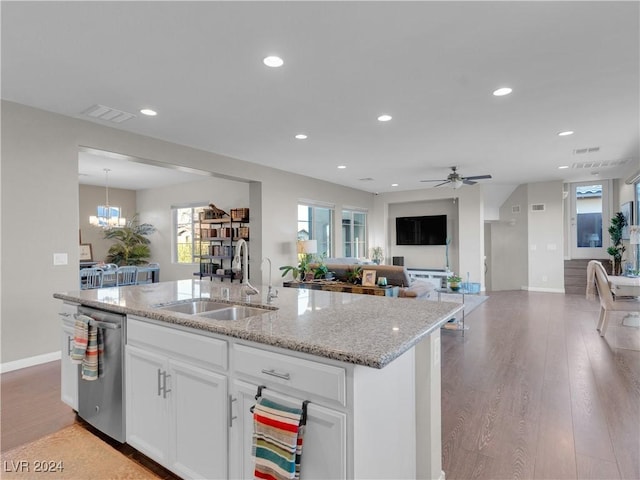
[436,287,473,336]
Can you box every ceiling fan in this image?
[420,166,492,189]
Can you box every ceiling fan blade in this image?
[462,179,477,185]
[420,178,447,183]
[433,180,450,187]
[463,174,492,181]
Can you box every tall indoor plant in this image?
[607,211,627,276]
[104,216,156,266]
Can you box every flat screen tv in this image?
[396,215,447,245]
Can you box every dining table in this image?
[608,275,640,327]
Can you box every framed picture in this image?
[621,201,633,240]
[362,269,377,287]
[79,244,93,261]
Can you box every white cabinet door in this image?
[125,345,169,465]
[231,380,347,480]
[168,358,228,480]
[60,322,78,410]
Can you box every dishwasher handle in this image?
[89,320,121,330]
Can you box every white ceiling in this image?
[2,1,639,193]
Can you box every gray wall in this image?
[1,100,374,365]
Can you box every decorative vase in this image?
[449,282,460,291]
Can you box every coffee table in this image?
[436,287,474,336]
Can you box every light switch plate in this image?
[53,253,68,265]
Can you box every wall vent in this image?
[82,104,136,124]
[511,205,521,214]
[531,204,545,212]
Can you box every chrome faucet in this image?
[262,257,278,304]
[232,239,259,300]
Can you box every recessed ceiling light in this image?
[391,183,399,187]
[337,165,347,169]
[263,56,284,67]
[377,114,392,122]
[140,108,157,116]
[558,165,569,169]
[295,134,308,140]
[493,87,512,96]
[558,130,574,136]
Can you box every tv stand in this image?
[407,268,451,289]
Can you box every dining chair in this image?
[116,266,138,286]
[591,260,639,336]
[80,267,103,290]
[101,263,119,287]
[136,263,159,284]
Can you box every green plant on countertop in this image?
[104,215,156,266]
[607,211,627,276]
[345,265,363,284]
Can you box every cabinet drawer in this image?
[233,344,346,406]
[127,317,227,371]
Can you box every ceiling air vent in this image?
[82,104,136,124]
[531,204,545,212]
[571,158,629,169]
[359,177,374,182]
[573,146,600,155]
[511,205,521,214]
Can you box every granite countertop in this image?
[54,279,463,369]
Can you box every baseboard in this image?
[522,286,565,294]
[0,350,61,374]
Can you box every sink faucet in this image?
[262,257,278,304]
[232,239,259,300]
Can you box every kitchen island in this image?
[55,279,462,480]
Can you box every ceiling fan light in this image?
[451,179,464,189]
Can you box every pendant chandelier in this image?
[89,168,126,228]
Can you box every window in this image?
[298,203,333,257]
[174,205,206,263]
[342,209,367,258]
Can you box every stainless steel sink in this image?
[155,300,232,314]
[200,305,269,321]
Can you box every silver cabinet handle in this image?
[261,369,291,380]
[162,373,171,399]
[228,396,237,427]
[67,336,73,356]
[157,369,171,398]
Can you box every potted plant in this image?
[448,274,462,291]
[370,246,384,265]
[104,216,156,266]
[346,266,363,284]
[607,211,627,276]
[280,255,314,281]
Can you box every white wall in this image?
[79,184,137,263]
[1,100,374,365]
[526,181,564,292]
[373,185,485,289]
[387,199,458,272]
[136,177,250,281]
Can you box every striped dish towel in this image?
[81,323,104,381]
[252,397,305,480]
[70,314,90,363]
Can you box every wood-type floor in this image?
[1,290,638,479]
[441,290,639,480]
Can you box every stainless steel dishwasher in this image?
[77,305,126,442]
